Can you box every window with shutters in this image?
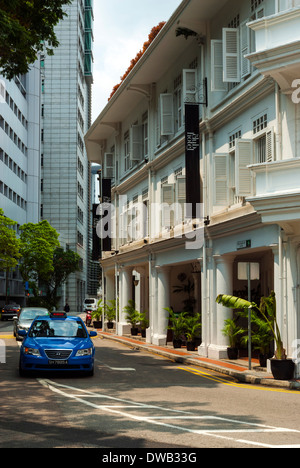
[160,174,186,229]
[252,114,275,163]
[251,0,265,18]
[130,125,143,161]
[254,128,275,164]
[161,183,175,230]
[142,111,148,158]
[240,21,251,78]
[176,175,186,224]
[160,94,174,136]
[235,139,254,197]
[213,154,229,208]
[211,12,257,92]
[174,74,183,132]
[104,153,114,179]
[160,69,198,139]
[211,40,227,92]
[127,205,138,243]
[123,130,141,172]
[223,28,240,83]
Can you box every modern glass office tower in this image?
[0,63,41,307]
[41,0,94,311]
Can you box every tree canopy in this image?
[45,247,81,309]
[0,0,71,79]
[0,208,21,272]
[19,219,60,295]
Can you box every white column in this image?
[117,266,132,335]
[153,266,171,346]
[208,255,235,359]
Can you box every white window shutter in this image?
[130,125,143,161]
[223,28,240,83]
[119,210,126,244]
[240,22,251,78]
[176,176,186,224]
[183,69,197,104]
[213,154,229,206]
[211,40,226,91]
[235,139,253,197]
[160,93,174,136]
[127,206,138,242]
[266,127,275,162]
[104,153,114,178]
[161,183,175,228]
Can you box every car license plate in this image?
[48,360,68,365]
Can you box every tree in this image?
[0,0,72,79]
[19,220,60,297]
[0,209,21,302]
[45,247,81,309]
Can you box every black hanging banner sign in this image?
[185,104,201,219]
[101,178,112,252]
[92,203,101,261]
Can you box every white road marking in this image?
[96,359,136,372]
[38,378,300,448]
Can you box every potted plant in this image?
[184,313,201,351]
[92,300,104,329]
[105,299,116,329]
[124,300,140,336]
[240,311,273,367]
[221,317,244,359]
[139,312,149,338]
[166,308,187,348]
[216,292,295,380]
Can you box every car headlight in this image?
[24,347,41,357]
[76,348,93,357]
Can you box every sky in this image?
[91,0,182,123]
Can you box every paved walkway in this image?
[96,329,300,391]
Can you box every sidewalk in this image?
[96,328,300,391]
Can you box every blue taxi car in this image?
[19,312,97,376]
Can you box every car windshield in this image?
[20,310,48,320]
[29,320,87,338]
[84,299,95,304]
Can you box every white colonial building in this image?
[86,0,300,375]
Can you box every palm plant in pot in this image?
[184,313,201,351]
[92,299,104,329]
[221,317,244,359]
[165,308,187,348]
[105,299,116,329]
[216,291,295,380]
[239,310,273,367]
[124,300,140,336]
[139,312,149,338]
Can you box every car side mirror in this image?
[18,330,27,337]
[89,331,97,338]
